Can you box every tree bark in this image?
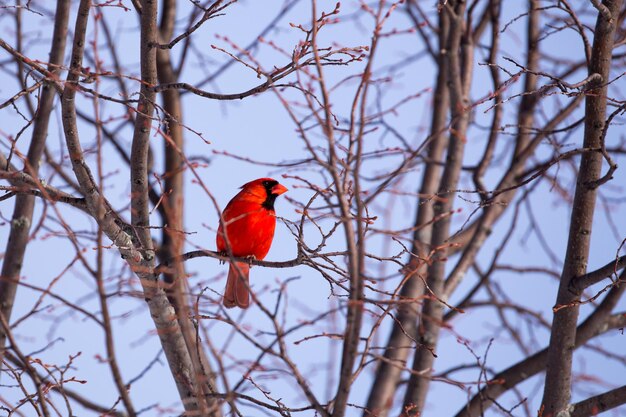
[364,8,450,417]
[401,1,472,415]
[541,1,623,415]
[0,0,70,367]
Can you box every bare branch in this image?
[570,384,626,417]
[570,255,626,291]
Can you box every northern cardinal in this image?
[216,178,288,308]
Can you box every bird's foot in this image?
[217,250,227,264]
[244,255,257,265]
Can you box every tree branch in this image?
[570,255,626,292]
[402,1,472,414]
[570,384,626,417]
[541,1,623,414]
[364,7,450,413]
[456,277,626,417]
[0,0,71,369]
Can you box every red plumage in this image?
[216,178,287,308]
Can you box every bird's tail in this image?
[223,262,251,308]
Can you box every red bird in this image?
[216,178,288,308]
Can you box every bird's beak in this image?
[271,183,288,196]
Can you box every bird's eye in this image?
[263,181,270,187]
